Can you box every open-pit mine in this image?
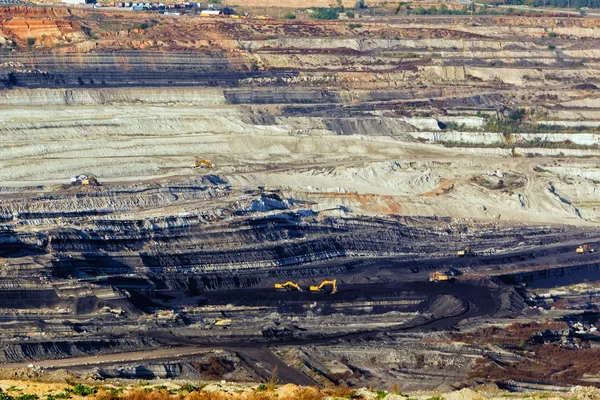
[1,4,600,397]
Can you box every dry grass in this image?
[125,390,173,400]
[285,387,324,400]
[184,392,233,400]
[95,389,121,400]
[264,366,278,392]
[323,384,353,398]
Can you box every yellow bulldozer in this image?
[430,271,451,282]
[457,245,476,257]
[274,281,302,291]
[576,244,596,254]
[309,279,338,294]
[190,159,213,168]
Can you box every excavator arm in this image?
[274,281,302,291]
[309,279,338,294]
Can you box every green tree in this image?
[311,7,340,19]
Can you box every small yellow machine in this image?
[457,246,475,257]
[191,159,213,168]
[309,279,338,294]
[214,319,232,327]
[430,271,451,282]
[576,244,595,254]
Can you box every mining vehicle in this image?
[191,159,213,168]
[309,279,338,294]
[213,319,232,328]
[70,174,100,186]
[457,245,476,257]
[576,244,596,254]
[429,270,456,282]
[430,271,451,282]
[274,281,302,291]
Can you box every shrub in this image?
[17,396,39,400]
[94,390,119,400]
[27,37,36,47]
[346,11,355,17]
[311,7,340,19]
[282,12,296,19]
[375,391,387,399]
[508,108,526,122]
[70,384,97,397]
[178,385,200,393]
[348,22,362,29]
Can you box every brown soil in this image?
[470,344,600,386]
[453,321,600,386]
[452,321,568,346]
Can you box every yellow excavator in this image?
[190,159,213,168]
[576,244,596,254]
[430,271,451,282]
[274,281,302,291]
[309,279,338,294]
[214,319,232,328]
[71,174,100,187]
[82,176,100,186]
[457,245,476,257]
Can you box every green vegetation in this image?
[68,384,97,397]
[64,379,97,397]
[177,386,200,393]
[311,7,340,19]
[0,390,40,400]
[46,392,72,400]
[282,12,296,19]
[346,11,355,17]
[348,22,363,29]
[27,37,36,47]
